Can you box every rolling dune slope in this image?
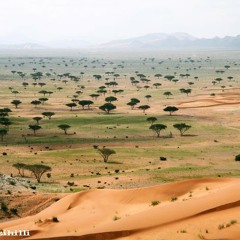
[1,178,240,240]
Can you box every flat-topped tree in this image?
[97,147,116,163]
[29,125,42,136]
[99,103,116,114]
[153,83,162,88]
[163,106,179,116]
[105,96,117,103]
[11,100,22,108]
[25,164,51,183]
[0,128,8,141]
[154,73,162,79]
[39,90,48,96]
[0,118,12,130]
[12,163,27,177]
[97,89,107,96]
[163,91,172,98]
[149,124,167,138]
[146,117,157,126]
[39,98,48,104]
[180,88,192,96]
[31,100,41,108]
[32,117,42,125]
[93,74,102,80]
[139,105,150,113]
[215,78,223,84]
[127,98,140,110]
[127,101,137,110]
[66,103,77,111]
[145,95,152,101]
[38,82,46,88]
[58,124,71,135]
[89,94,100,100]
[164,75,175,81]
[173,123,191,136]
[42,112,55,119]
[79,100,94,110]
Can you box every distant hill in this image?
[94,33,240,50]
[1,33,240,50]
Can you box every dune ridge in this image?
[0,178,240,240]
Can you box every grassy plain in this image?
[0,50,240,193]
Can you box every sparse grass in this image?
[113,216,121,221]
[218,224,225,230]
[151,200,160,206]
[198,234,206,239]
[230,219,237,225]
[171,196,178,202]
[218,220,238,230]
[0,51,240,191]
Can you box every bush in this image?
[151,200,160,206]
[235,154,240,161]
[10,208,18,215]
[1,202,8,213]
[52,217,59,222]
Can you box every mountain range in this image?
[1,33,240,50]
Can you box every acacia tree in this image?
[127,98,140,110]
[99,103,116,114]
[58,124,71,135]
[138,105,150,113]
[12,163,27,177]
[145,95,152,101]
[66,103,77,111]
[173,123,191,136]
[33,117,42,125]
[11,100,22,108]
[0,118,12,130]
[25,164,52,183]
[146,117,157,126]
[163,106,179,116]
[39,98,48,104]
[153,83,162,88]
[42,112,55,119]
[149,124,167,138]
[97,148,116,163]
[163,91,173,98]
[0,128,8,141]
[105,96,117,103]
[31,100,41,108]
[79,100,94,110]
[29,125,42,135]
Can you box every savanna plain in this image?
[0,50,240,240]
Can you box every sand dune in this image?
[1,178,240,240]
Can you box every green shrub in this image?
[151,200,160,206]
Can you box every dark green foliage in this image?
[25,164,52,183]
[149,124,167,137]
[235,154,240,161]
[173,123,192,136]
[12,163,27,177]
[58,124,71,134]
[29,125,42,135]
[163,106,179,115]
[99,103,116,114]
[97,148,116,162]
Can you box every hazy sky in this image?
[0,0,239,44]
